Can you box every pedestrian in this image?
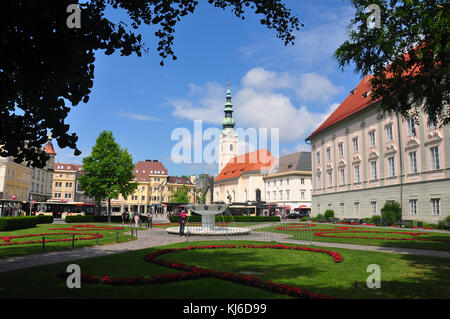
[179,209,187,236]
[134,212,140,228]
[121,210,127,224]
[147,211,153,229]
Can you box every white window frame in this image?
[431,199,440,216]
[369,130,376,147]
[370,161,378,180]
[338,142,344,157]
[371,201,377,215]
[339,168,345,186]
[353,137,359,152]
[354,165,360,183]
[388,156,396,177]
[406,117,416,136]
[409,151,418,174]
[409,199,417,216]
[385,125,394,141]
[430,146,440,170]
[354,202,360,214]
[326,147,331,162]
[327,171,333,187]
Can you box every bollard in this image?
[96,233,99,245]
[135,228,138,238]
[131,229,134,238]
[72,233,75,248]
[42,236,45,252]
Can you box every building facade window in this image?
[354,165,360,183]
[371,201,377,215]
[340,203,345,214]
[409,199,417,215]
[427,118,438,130]
[353,137,359,152]
[326,147,331,162]
[370,161,378,180]
[354,202,360,214]
[301,191,305,199]
[406,117,416,136]
[316,151,321,164]
[301,178,305,184]
[338,142,344,157]
[316,174,321,189]
[409,151,418,174]
[430,146,440,170]
[431,199,440,215]
[369,131,376,148]
[388,156,396,177]
[339,168,345,186]
[385,124,394,141]
[327,171,333,187]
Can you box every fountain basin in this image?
[166,204,251,236]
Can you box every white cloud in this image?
[168,67,343,144]
[117,111,159,122]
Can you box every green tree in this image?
[1,0,301,167]
[170,185,190,203]
[334,0,449,125]
[78,131,137,222]
[380,201,402,225]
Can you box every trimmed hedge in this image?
[65,215,148,223]
[169,215,281,223]
[0,216,37,231]
[36,215,54,224]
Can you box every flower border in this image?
[58,244,343,299]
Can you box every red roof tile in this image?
[44,140,56,155]
[134,160,167,182]
[55,163,82,172]
[306,75,377,140]
[215,149,276,182]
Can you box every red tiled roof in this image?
[215,149,276,182]
[55,163,82,172]
[134,160,167,182]
[306,48,426,140]
[306,75,377,140]
[44,140,56,155]
[167,176,193,185]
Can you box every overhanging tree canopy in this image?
[334,0,449,124]
[0,0,301,168]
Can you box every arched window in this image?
[230,144,233,151]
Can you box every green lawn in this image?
[257,223,450,251]
[0,240,449,299]
[0,223,144,259]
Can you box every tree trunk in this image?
[107,197,111,223]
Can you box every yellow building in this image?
[0,157,32,201]
[51,163,82,201]
[165,176,195,203]
[110,159,169,214]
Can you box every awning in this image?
[285,205,291,210]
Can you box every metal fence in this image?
[182,220,313,245]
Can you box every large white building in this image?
[306,75,449,223]
[263,152,312,211]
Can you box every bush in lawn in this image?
[300,216,309,222]
[437,216,450,230]
[324,210,334,220]
[380,201,402,226]
[65,215,148,224]
[36,215,53,224]
[0,216,37,231]
[370,215,382,226]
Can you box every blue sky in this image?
[54,0,363,177]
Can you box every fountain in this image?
[166,204,251,236]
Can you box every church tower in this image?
[218,81,238,173]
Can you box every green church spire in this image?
[222,79,235,133]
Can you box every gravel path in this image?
[1,220,449,273]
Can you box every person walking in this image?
[147,211,153,229]
[179,209,186,236]
[134,212,140,228]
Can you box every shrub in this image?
[370,215,382,226]
[0,216,37,231]
[300,216,309,222]
[380,201,402,226]
[36,215,54,224]
[437,216,450,230]
[324,210,334,220]
[65,215,148,223]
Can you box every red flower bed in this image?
[313,229,450,242]
[57,244,343,299]
[0,232,103,246]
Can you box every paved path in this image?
[1,220,449,273]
